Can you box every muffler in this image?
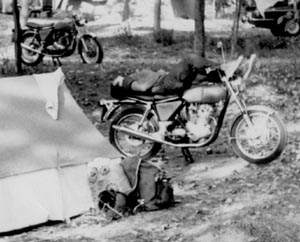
[21,43,43,54]
[112,125,205,148]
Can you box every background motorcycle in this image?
[21,14,103,66]
[99,53,287,165]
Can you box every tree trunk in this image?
[12,0,22,74]
[194,0,206,57]
[231,0,243,57]
[20,0,30,29]
[154,0,161,33]
[123,0,131,21]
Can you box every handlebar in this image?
[242,54,256,80]
[220,55,244,79]
[72,14,88,26]
[220,54,257,80]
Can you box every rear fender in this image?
[104,103,147,121]
[13,29,34,42]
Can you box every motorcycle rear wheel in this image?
[21,31,43,66]
[109,107,161,160]
[230,109,287,164]
[78,36,103,64]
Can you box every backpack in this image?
[121,157,174,212]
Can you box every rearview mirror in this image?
[217,41,223,49]
[217,41,225,63]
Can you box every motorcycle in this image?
[98,50,287,165]
[20,14,103,66]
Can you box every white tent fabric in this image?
[0,70,120,233]
[34,67,64,120]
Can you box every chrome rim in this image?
[235,113,281,160]
[22,36,40,62]
[81,38,99,63]
[286,20,300,34]
[114,113,156,157]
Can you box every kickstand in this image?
[52,57,62,66]
[181,148,195,165]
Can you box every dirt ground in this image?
[1,4,300,242]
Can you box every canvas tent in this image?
[0,68,119,233]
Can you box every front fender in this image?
[244,105,277,114]
[77,33,97,51]
[80,33,97,39]
[230,105,278,129]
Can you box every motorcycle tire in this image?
[230,109,287,164]
[109,106,161,160]
[284,19,300,36]
[270,27,285,37]
[78,35,103,64]
[21,31,43,66]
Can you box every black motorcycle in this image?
[20,15,103,65]
[98,53,287,165]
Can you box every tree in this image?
[154,0,162,33]
[231,0,243,57]
[20,0,30,29]
[123,0,131,21]
[194,0,206,57]
[12,0,22,74]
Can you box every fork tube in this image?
[223,76,255,127]
[80,37,89,52]
[75,22,88,51]
[222,77,247,113]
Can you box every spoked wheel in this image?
[109,107,161,160]
[230,109,287,164]
[285,19,300,36]
[78,35,103,64]
[21,31,43,66]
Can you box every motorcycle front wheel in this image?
[109,107,161,160]
[230,109,287,164]
[78,35,103,64]
[21,31,43,66]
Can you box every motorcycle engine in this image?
[55,31,72,49]
[47,31,72,52]
[186,103,214,142]
[166,103,216,143]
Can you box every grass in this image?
[234,213,300,242]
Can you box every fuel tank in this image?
[183,85,228,103]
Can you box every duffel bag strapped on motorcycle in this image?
[111,69,173,99]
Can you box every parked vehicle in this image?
[243,0,300,36]
[21,14,103,65]
[98,47,287,164]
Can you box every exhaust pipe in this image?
[21,43,43,55]
[21,43,62,57]
[112,125,206,148]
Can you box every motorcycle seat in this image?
[111,84,178,101]
[126,94,178,101]
[26,22,54,30]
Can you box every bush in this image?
[153,29,174,46]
